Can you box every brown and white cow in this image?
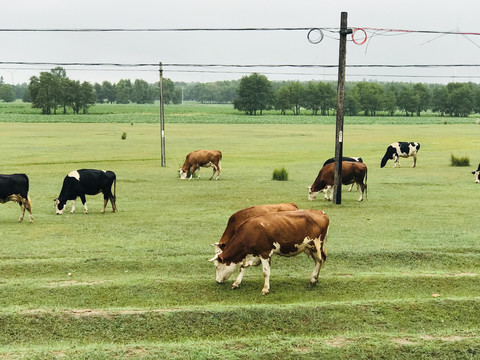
[0,174,33,223]
[209,209,329,295]
[179,150,222,180]
[212,203,299,287]
[308,161,367,202]
[213,203,299,254]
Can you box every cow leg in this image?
[309,238,324,285]
[24,196,33,223]
[209,165,216,180]
[347,183,354,192]
[79,195,88,214]
[231,266,247,289]
[18,202,26,222]
[215,163,221,180]
[323,185,333,201]
[70,200,76,213]
[358,183,366,202]
[110,195,117,212]
[412,154,417,168]
[102,198,108,213]
[260,257,271,295]
[26,199,33,223]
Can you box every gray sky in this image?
[2,0,480,85]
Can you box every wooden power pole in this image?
[333,12,351,204]
[159,62,166,167]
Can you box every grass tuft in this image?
[450,154,470,166]
[272,167,288,181]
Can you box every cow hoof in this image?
[261,289,269,295]
[231,284,239,290]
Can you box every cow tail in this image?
[364,167,368,199]
[113,176,117,202]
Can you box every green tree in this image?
[274,85,293,115]
[397,85,419,116]
[80,81,96,114]
[412,83,430,116]
[287,81,304,115]
[383,85,397,116]
[351,82,383,116]
[102,81,116,104]
[431,84,448,116]
[233,73,273,115]
[0,84,16,102]
[28,72,57,114]
[115,79,132,104]
[132,79,155,104]
[446,82,474,117]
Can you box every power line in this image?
[0,26,479,36]
[1,61,479,69]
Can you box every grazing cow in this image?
[213,203,299,254]
[308,162,367,202]
[0,174,33,223]
[209,209,329,295]
[212,203,299,286]
[381,142,420,168]
[54,169,117,215]
[179,150,222,180]
[472,163,480,183]
[322,156,363,191]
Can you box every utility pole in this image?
[333,12,351,204]
[159,62,166,167]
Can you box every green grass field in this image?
[0,103,479,359]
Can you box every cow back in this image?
[183,150,222,171]
[219,203,298,247]
[220,210,329,264]
[0,174,29,199]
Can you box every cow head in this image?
[308,186,320,201]
[54,198,66,215]
[472,170,480,183]
[178,168,188,180]
[208,254,238,283]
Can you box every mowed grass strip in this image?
[0,119,479,357]
[0,300,479,359]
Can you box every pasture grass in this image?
[0,107,479,358]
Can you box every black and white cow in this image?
[472,163,480,183]
[54,169,117,215]
[0,174,33,222]
[381,142,420,168]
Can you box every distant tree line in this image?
[0,68,182,114]
[229,73,480,117]
[2,70,480,117]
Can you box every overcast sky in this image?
[2,0,480,85]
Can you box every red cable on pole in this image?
[352,28,368,45]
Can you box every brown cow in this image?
[209,209,329,295]
[212,203,299,287]
[308,161,367,202]
[213,203,299,254]
[179,150,222,180]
